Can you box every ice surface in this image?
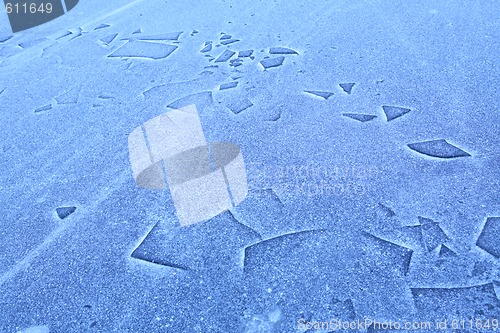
[0,0,498,331]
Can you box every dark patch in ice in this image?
[55,87,80,105]
[19,38,48,49]
[108,41,177,60]
[220,35,232,40]
[269,47,298,55]
[304,90,334,100]
[339,83,355,94]
[56,206,76,219]
[408,139,471,158]
[476,217,499,258]
[220,39,239,46]
[411,283,499,319]
[382,105,411,121]
[260,56,285,69]
[220,82,238,90]
[421,222,449,252]
[238,50,253,57]
[439,244,457,257]
[131,211,261,271]
[191,30,198,36]
[34,104,52,113]
[100,33,118,45]
[94,23,110,30]
[167,91,213,109]
[342,113,377,122]
[0,36,13,43]
[215,49,235,62]
[132,29,141,34]
[227,98,253,114]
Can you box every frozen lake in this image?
[0,0,499,332]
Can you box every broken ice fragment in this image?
[100,33,118,45]
[269,47,298,55]
[339,83,355,94]
[227,98,253,114]
[55,87,80,105]
[438,244,457,257]
[220,39,240,45]
[200,43,212,53]
[382,105,411,121]
[342,113,376,122]
[94,23,110,30]
[260,56,285,69]
[56,206,76,219]
[108,41,177,60]
[34,104,52,113]
[220,82,238,90]
[215,49,235,62]
[421,222,449,252]
[0,36,13,43]
[167,91,213,110]
[304,90,334,100]
[131,32,182,41]
[476,217,500,258]
[238,50,253,57]
[408,140,470,158]
[220,34,232,40]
